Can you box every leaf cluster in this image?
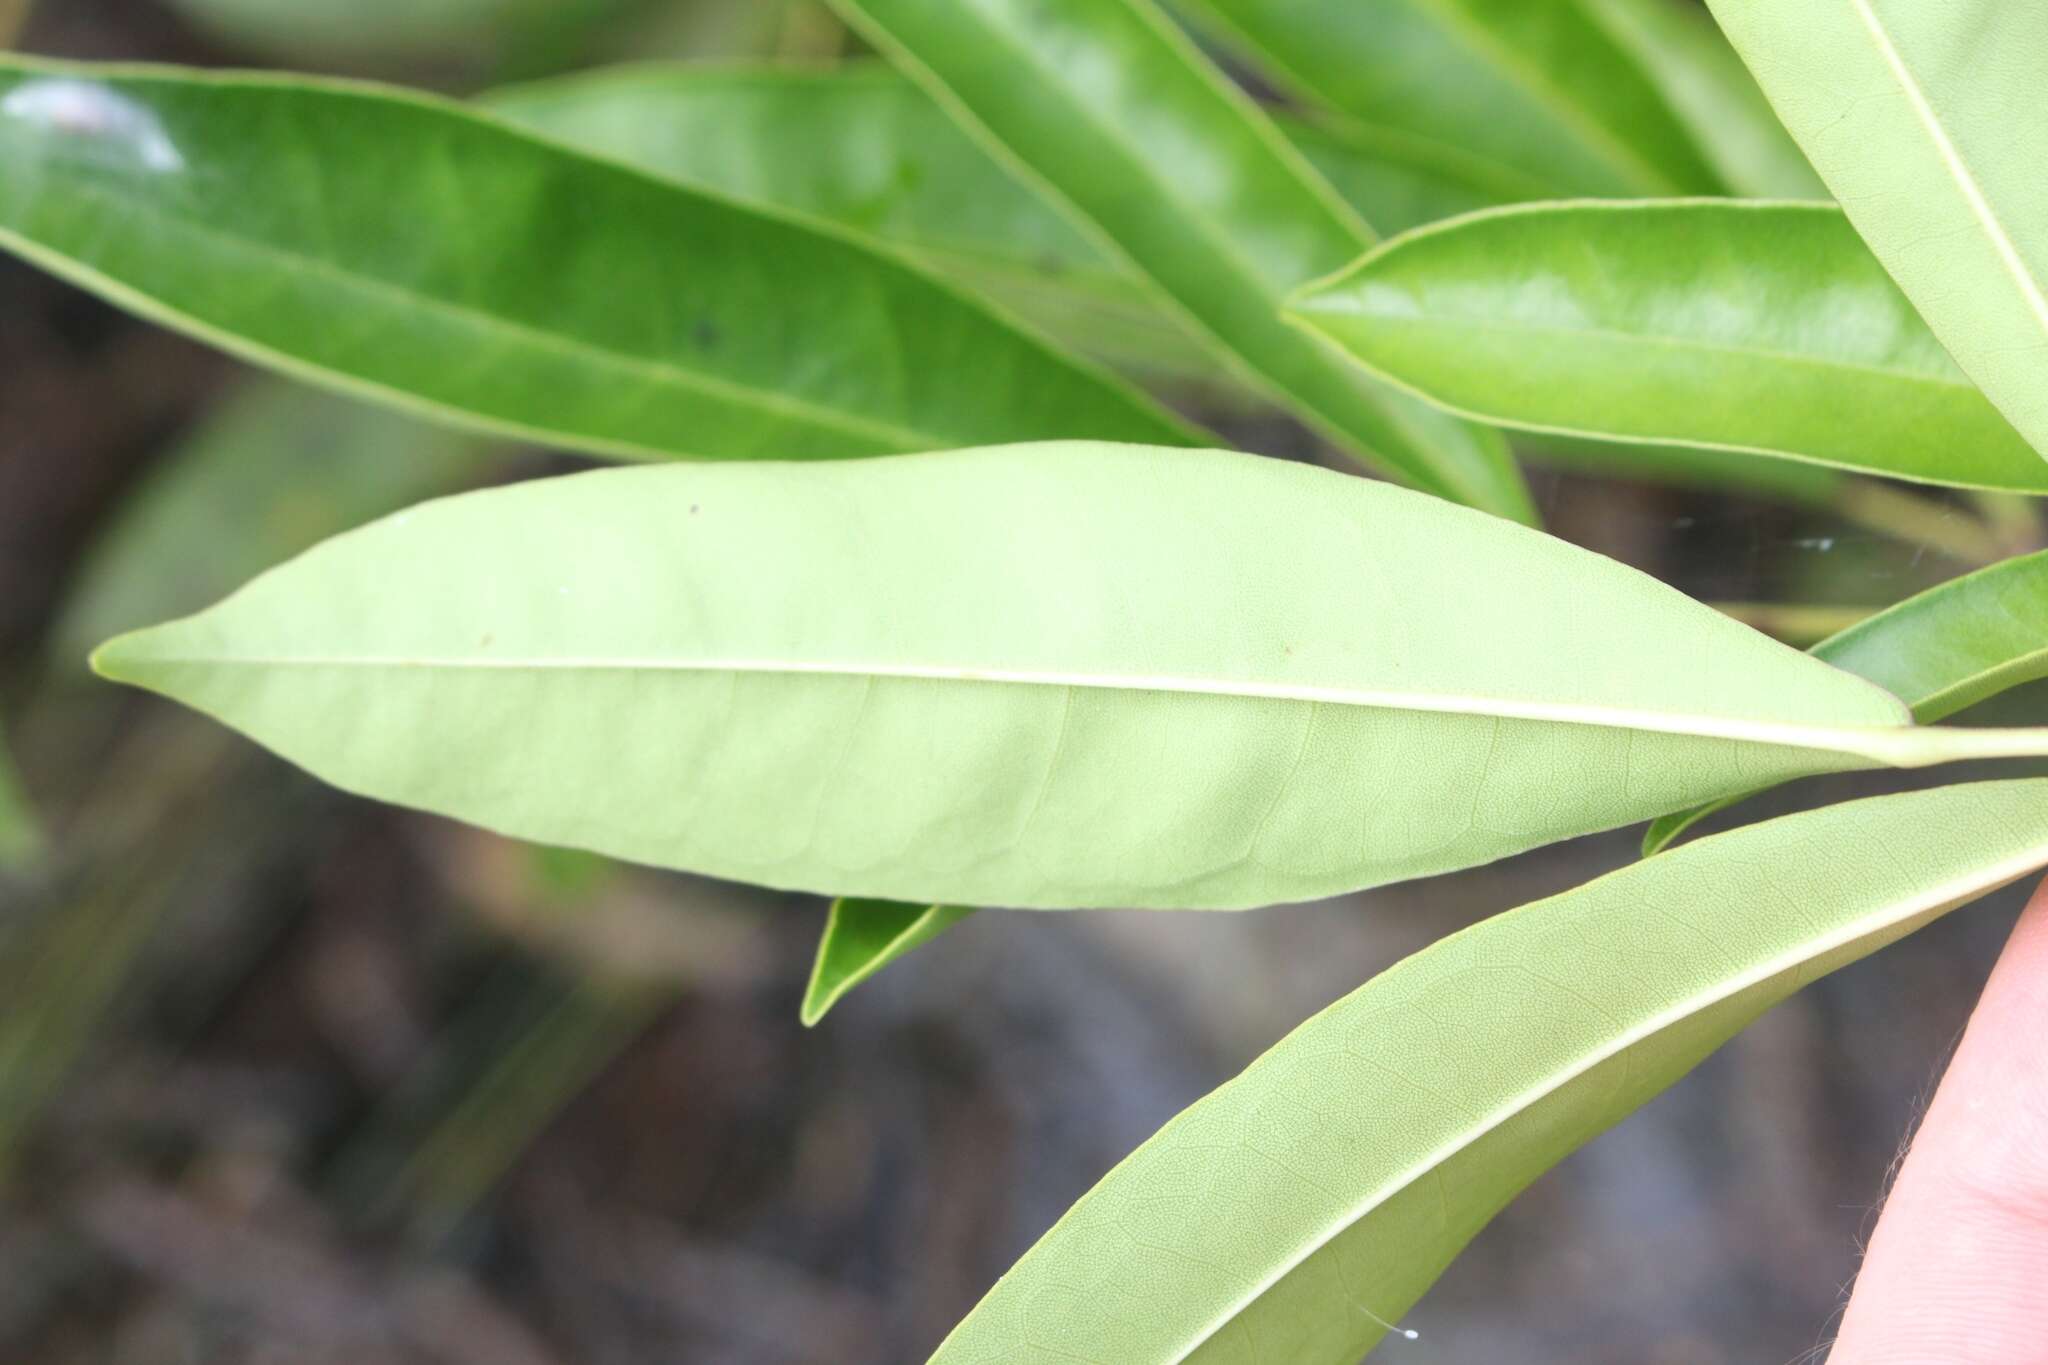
[6,0,2048,1357]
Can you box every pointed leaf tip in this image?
[89,631,144,683]
[802,898,973,1025]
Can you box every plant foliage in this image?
[7,0,2048,1357]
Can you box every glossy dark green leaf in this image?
[824,0,1534,519]
[0,56,1195,464]
[487,62,1206,384]
[489,64,1543,388]
[1646,549,2048,854]
[934,778,2048,1361]
[1186,0,1725,197]
[91,442,2048,912]
[54,382,502,669]
[1705,0,2048,464]
[1291,201,2048,493]
[493,62,1544,252]
[802,898,974,1025]
[491,64,1114,304]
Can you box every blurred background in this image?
[3,2,2045,1362]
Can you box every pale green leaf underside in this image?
[824,0,1533,520]
[0,56,1193,465]
[1289,200,2047,493]
[1646,548,2048,854]
[1705,0,2048,463]
[933,779,2048,1363]
[803,898,974,1025]
[91,443,2048,911]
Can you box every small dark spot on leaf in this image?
[689,503,701,515]
[694,318,721,350]
[480,633,495,647]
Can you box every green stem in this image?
[1835,483,1998,565]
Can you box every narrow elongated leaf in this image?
[0,56,1194,464]
[1185,0,1724,197]
[802,899,974,1026]
[0,724,37,870]
[1290,201,2048,493]
[1705,0,2048,462]
[491,65,1102,273]
[932,778,2048,1362]
[486,63,1209,385]
[1646,549,2048,854]
[491,63,1542,258]
[824,0,1534,520]
[55,382,501,666]
[487,64,1540,387]
[1574,0,1821,199]
[1281,117,1549,238]
[92,443,2048,911]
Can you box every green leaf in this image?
[1184,0,1725,197]
[54,381,501,668]
[0,723,37,870]
[1573,0,1822,199]
[802,898,974,1025]
[1280,116,1552,238]
[487,63,1118,306]
[1289,201,2048,493]
[823,0,1534,520]
[486,62,1211,386]
[1704,0,2048,463]
[0,56,1194,465]
[487,64,1542,387]
[932,778,2048,1362]
[90,442,2048,911]
[1646,549,2048,854]
[491,62,1542,260]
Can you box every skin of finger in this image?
[1830,879,2048,1363]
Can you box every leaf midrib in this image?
[1327,306,1987,397]
[1158,837,2048,1362]
[113,647,1952,760]
[1845,0,2048,353]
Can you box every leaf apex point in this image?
[88,632,143,683]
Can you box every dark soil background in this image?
[3,4,2043,1363]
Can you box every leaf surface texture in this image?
[934,779,2048,1362]
[93,443,2048,910]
